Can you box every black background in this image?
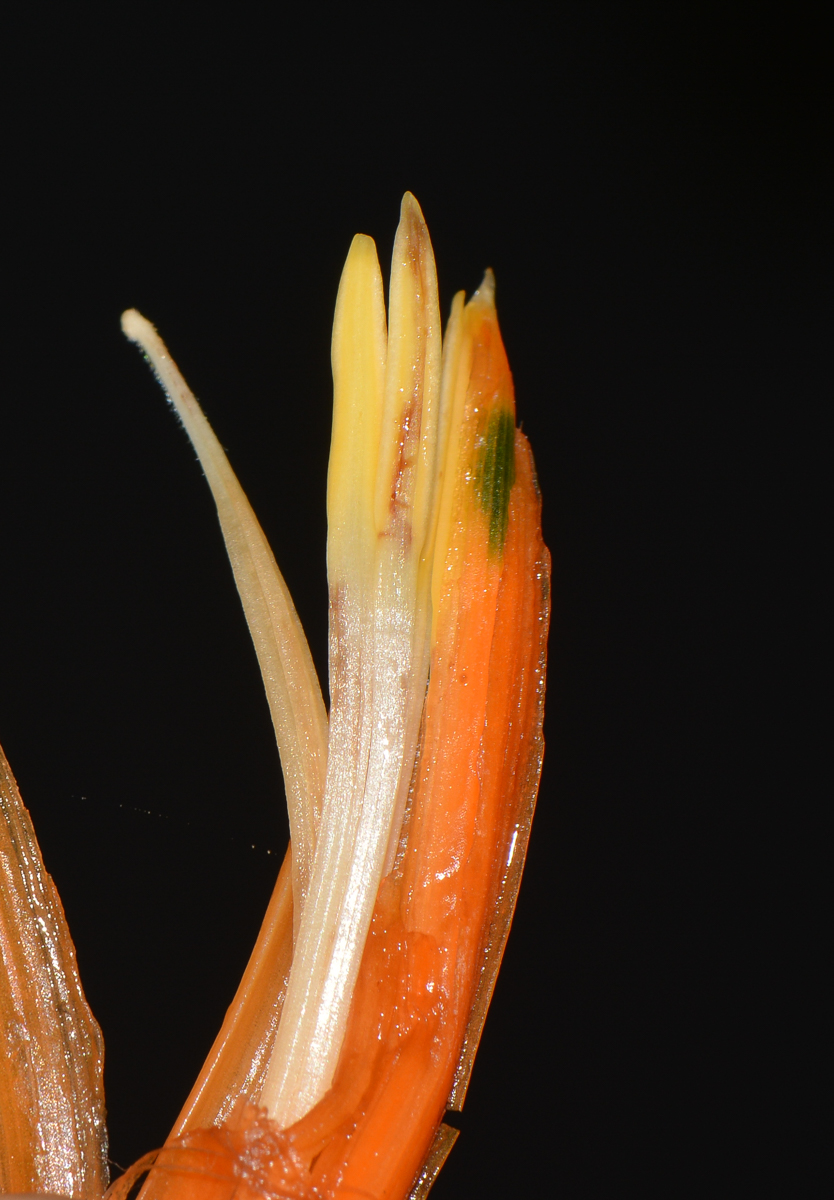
[1,8,828,1197]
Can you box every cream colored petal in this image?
[260,194,444,1127]
[121,311,328,927]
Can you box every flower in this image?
[0,194,549,1200]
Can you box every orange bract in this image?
[0,747,108,1200]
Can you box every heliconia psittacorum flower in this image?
[0,194,549,1200]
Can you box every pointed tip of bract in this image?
[471,268,496,308]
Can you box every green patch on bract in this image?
[473,406,516,556]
